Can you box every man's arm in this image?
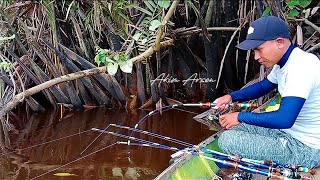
[230,78,277,102]
[238,96,305,128]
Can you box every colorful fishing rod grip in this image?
[232,102,259,108]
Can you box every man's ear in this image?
[275,38,285,48]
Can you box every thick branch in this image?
[131,39,174,63]
[174,26,240,36]
[0,66,107,119]
[302,18,320,33]
[307,42,320,52]
[155,0,180,51]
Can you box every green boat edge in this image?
[155,131,223,180]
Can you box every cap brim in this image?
[236,40,265,50]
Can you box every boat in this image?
[155,97,320,180]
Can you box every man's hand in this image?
[213,94,232,110]
[219,112,240,129]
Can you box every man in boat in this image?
[214,16,320,168]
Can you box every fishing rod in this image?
[202,148,287,170]
[199,155,298,180]
[109,124,193,147]
[91,128,302,179]
[108,124,295,172]
[201,147,311,177]
[117,141,179,151]
[91,128,184,151]
[79,106,185,155]
[133,102,258,129]
[126,101,257,154]
[92,126,306,174]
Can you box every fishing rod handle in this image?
[231,102,259,108]
[209,102,259,108]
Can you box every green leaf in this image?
[119,59,133,73]
[119,53,129,61]
[141,38,148,45]
[287,0,300,7]
[149,20,162,31]
[0,62,11,72]
[288,8,299,17]
[143,1,155,12]
[133,33,142,41]
[157,0,171,9]
[95,55,101,64]
[262,7,272,16]
[113,54,119,61]
[105,57,114,63]
[299,0,311,8]
[0,34,15,42]
[107,62,119,75]
[100,56,106,63]
[131,5,153,16]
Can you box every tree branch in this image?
[0,66,107,119]
[155,0,180,51]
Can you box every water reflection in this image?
[2,107,213,179]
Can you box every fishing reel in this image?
[231,171,253,180]
[208,108,230,121]
[274,165,301,179]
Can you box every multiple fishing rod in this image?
[91,126,308,180]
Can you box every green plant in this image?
[285,0,312,17]
[263,0,312,17]
[0,34,15,47]
[0,61,11,72]
[94,47,133,75]
[131,0,173,47]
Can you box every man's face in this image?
[253,39,284,68]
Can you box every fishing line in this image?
[30,142,118,180]
[128,103,213,144]
[80,124,110,155]
[174,107,199,115]
[0,129,92,156]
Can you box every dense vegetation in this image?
[0,0,319,149]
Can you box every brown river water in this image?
[1,107,213,180]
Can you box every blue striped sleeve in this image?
[238,96,306,129]
[230,78,277,102]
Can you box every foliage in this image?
[0,34,15,47]
[94,47,133,75]
[285,0,312,17]
[0,35,14,72]
[131,0,173,47]
[263,0,312,17]
[0,61,11,72]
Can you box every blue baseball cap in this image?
[236,16,290,50]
